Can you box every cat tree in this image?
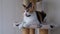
[22,0,48,34]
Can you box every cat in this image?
[15,3,43,29]
[15,3,53,30]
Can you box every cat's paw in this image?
[16,24,19,26]
[13,23,20,27]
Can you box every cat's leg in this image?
[18,22,26,29]
[23,22,30,28]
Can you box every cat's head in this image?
[23,3,35,17]
[23,3,35,13]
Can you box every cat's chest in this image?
[24,12,38,23]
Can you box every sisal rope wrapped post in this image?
[22,28,29,34]
[30,28,35,34]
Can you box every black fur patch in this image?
[23,3,32,9]
[26,3,32,9]
[26,14,31,17]
[36,11,46,23]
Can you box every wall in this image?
[1,0,16,34]
[45,0,60,34]
[0,0,2,34]
[0,0,23,34]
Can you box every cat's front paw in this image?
[13,23,20,27]
[16,24,19,26]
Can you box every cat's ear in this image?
[27,3,32,8]
[22,4,27,8]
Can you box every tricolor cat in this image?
[15,3,54,30]
[15,3,43,29]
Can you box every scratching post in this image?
[30,28,35,34]
[22,28,35,34]
[39,29,48,34]
[22,28,29,34]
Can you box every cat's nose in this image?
[24,13,27,15]
[25,13,27,16]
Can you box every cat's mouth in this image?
[26,14,31,17]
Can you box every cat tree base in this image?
[22,25,51,34]
[22,28,48,34]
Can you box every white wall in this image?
[1,0,60,34]
[1,0,16,34]
[0,0,23,34]
[45,0,60,34]
[0,0,24,34]
[0,0,2,34]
